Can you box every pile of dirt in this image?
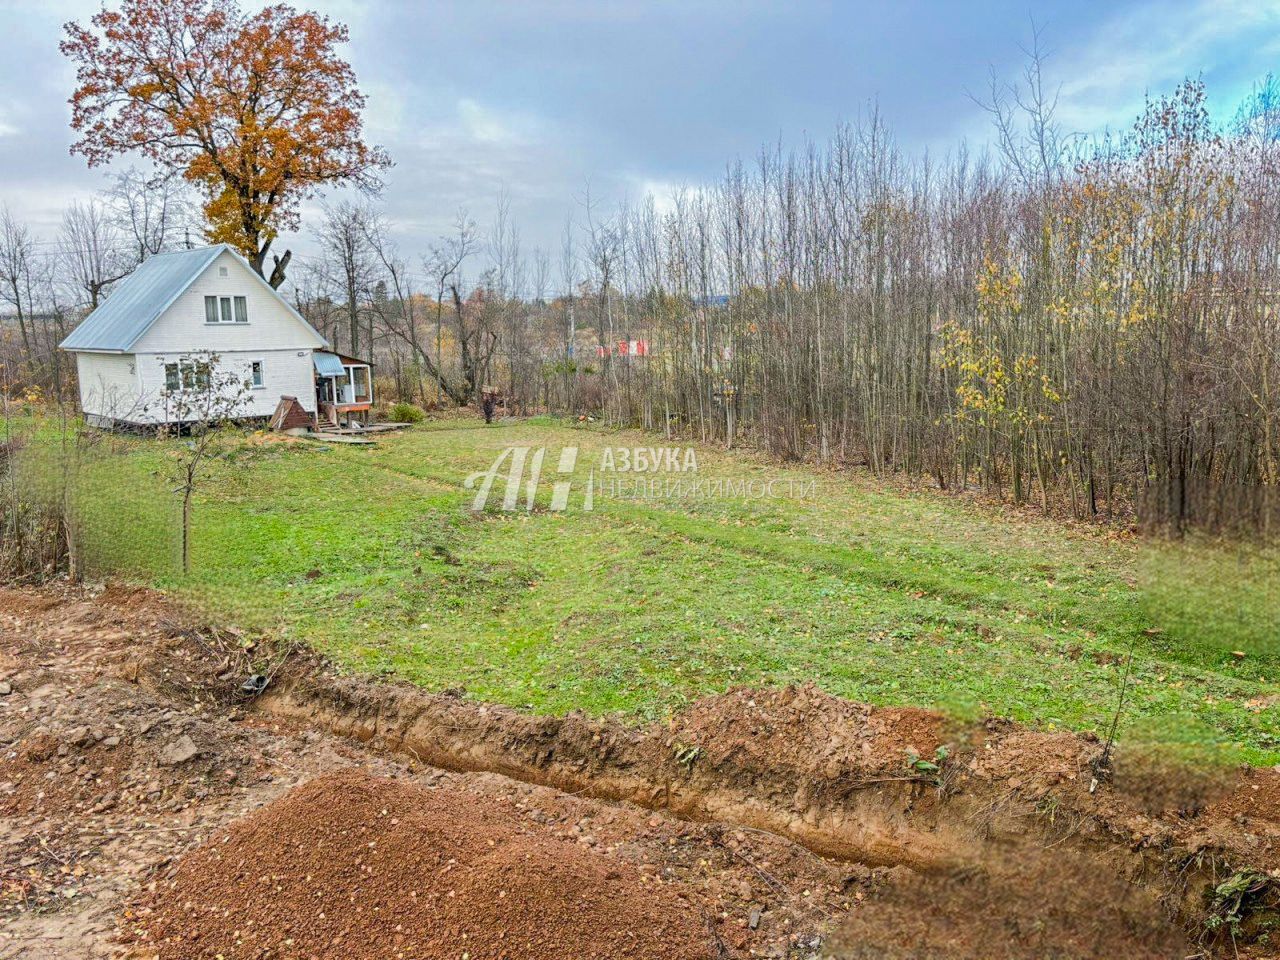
[669,684,948,779]
[0,585,407,953]
[1202,766,1280,825]
[130,770,720,960]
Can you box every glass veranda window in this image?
[351,365,370,400]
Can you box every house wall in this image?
[134,349,318,423]
[74,352,145,424]
[131,248,325,354]
[74,247,327,425]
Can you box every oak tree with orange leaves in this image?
[61,0,390,287]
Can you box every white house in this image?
[59,244,373,428]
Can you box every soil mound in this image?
[132,770,720,960]
[670,683,947,778]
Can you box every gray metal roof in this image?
[59,244,330,353]
[312,352,347,377]
[59,246,225,352]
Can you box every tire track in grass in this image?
[365,450,1271,695]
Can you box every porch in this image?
[313,351,374,427]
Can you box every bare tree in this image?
[0,205,39,366]
[974,20,1071,189]
[488,189,532,406]
[314,200,378,357]
[362,213,445,403]
[424,210,478,403]
[106,167,191,263]
[60,199,130,310]
[161,353,252,573]
[558,213,579,409]
[449,278,500,406]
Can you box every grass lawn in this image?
[38,415,1280,764]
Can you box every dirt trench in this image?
[0,583,1278,959]
[262,654,1280,957]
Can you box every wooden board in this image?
[299,432,375,445]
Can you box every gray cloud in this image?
[2,0,1278,273]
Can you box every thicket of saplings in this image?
[0,404,88,581]
[572,81,1279,537]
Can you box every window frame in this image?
[349,364,371,402]
[204,294,249,325]
[163,358,212,394]
[249,359,265,389]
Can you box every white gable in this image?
[131,249,326,355]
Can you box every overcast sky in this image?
[1,0,1278,274]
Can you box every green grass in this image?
[29,415,1280,764]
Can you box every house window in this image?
[204,295,248,324]
[185,361,210,390]
[250,360,264,388]
[164,359,211,392]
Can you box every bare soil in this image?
[0,583,1277,959]
[132,770,719,959]
[826,849,1190,960]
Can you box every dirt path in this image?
[0,583,1277,958]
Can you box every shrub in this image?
[389,401,426,424]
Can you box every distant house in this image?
[59,244,373,428]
